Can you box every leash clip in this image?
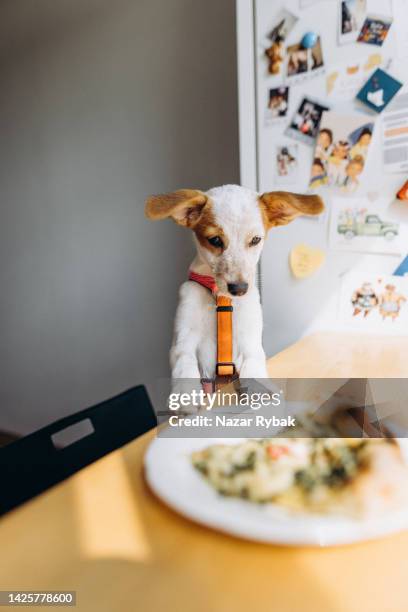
[215,362,236,377]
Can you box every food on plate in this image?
[191,436,408,517]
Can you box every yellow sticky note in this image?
[326,71,339,94]
[364,53,382,72]
[289,244,325,279]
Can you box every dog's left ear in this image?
[145,189,207,228]
[259,191,324,229]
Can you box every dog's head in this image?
[145,185,323,297]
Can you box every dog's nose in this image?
[227,282,248,296]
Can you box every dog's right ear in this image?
[145,189,208,228]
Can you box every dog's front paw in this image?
[171,357,201,381]
[240,356,269,379]
[169,378,204,414]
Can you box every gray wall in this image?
[0,0,239,434]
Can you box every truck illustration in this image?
[337,213,399,240]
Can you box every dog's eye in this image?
[207,236,224,248]
[249,236,262,247]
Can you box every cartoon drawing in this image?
[340,272,408,332]
[337,212,399,240]
[378,285,407,321]
[351,282,378,317]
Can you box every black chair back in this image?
[0,385,157,515]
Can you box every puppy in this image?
[145,185,323,381]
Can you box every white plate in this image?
[144,436,408,547]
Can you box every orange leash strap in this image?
[216,296,236,378]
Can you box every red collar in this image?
[188,270,218,294]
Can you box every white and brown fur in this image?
[145,185,323,380]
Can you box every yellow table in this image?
[267,331,408,378]
[1,332,408,612]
